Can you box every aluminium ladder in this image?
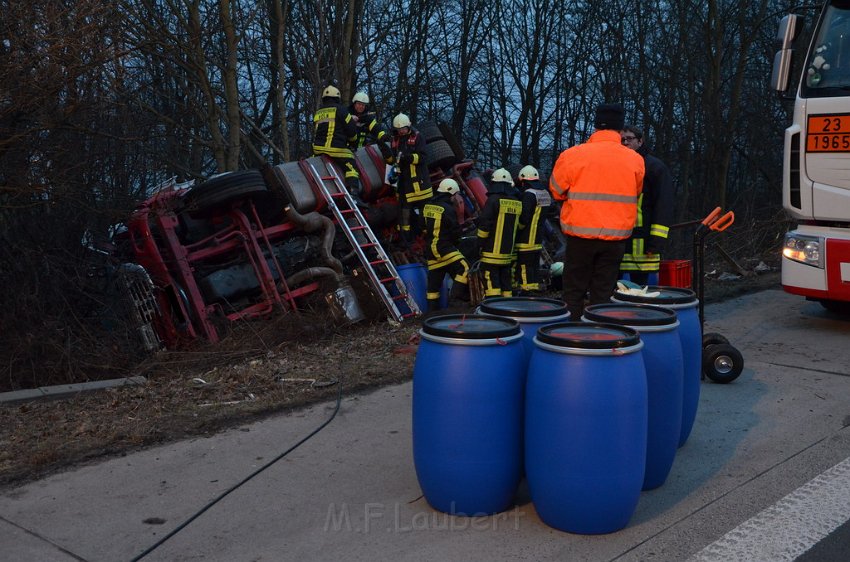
[304,160,421,321]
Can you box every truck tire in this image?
[417,120,444,143]
[426,139,459,170]
[819,299,850,315]
[185,170,269,219]
[438,122,466,161]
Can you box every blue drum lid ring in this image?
[536,322,641,349]
[421,314,521,339]
[477,296,569,318]
[613,286,697,305]
[583,303,678,327]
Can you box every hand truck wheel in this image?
[702,343,744,384]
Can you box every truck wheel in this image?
[703,343,744,384]
[819,299,850,315]
[426,139,459,170]
[703,332,729,347]
[438,122,466,161]
[184,170,269,218]
[417,120,444,143]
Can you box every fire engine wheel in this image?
[417,120,445,143]
[184,170,269,218]
[703,343,744,384]
[426,139,459,170]
[703,332,729,347]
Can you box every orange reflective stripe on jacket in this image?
[549,129,644,240]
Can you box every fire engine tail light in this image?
[783,232,824,268]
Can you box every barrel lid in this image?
[583,303,678,326]
[421,314,521,339]
[536,322,641,349]
[478,297,569,318]
[613,286,697,305]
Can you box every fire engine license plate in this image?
[807,114,850,152]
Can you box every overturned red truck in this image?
[116,122,489,349]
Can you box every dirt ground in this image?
[0,269,781,489]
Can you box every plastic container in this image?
[396,263,427,314]
[583,303,683,490]
[612,286,701,447]
[659,259,692,289]
[525,322,647,534]
[476,297,570,361]
[412,314,526,515]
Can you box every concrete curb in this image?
[0,376,147,404]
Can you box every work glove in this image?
[399,152,414,165]
[378,141,392,160]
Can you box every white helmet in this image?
[393,113,412,129]
[322,85,341,99]
[352,91,370,104]
[437,178,460,195]
[491,168,514,186]
[518,165,539,181]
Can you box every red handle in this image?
[701,207,722,226]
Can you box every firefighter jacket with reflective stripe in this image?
[423,194,465,269]
[549,129,644,240]
[515,181,552,252]
[312,100,358,158]
[386,129,432,203]
[621,148,674,272]
[477,182,522,265]
[349,106,388,148]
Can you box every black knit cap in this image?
[594,103,625,130]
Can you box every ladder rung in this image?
[360,243,378,248]
[330,192,346,197]
[379,276,397,284]
[369,259,388,265]
[350,226,366,231]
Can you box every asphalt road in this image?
[2,288,849,561]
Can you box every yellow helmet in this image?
[322,85,341,99]
[352,91,370,104]
[437,178,460,195]
[393,113,412,129]
[518,165,539,181]
[491,168,514,186]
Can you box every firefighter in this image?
[312,85,362,198]
[514,165,553,293]
[619,125,674,285]
[549,103,644,319]
[478,168,522,297]
[349,92,388,149]
[423,178,471,311]
[385,113,432,246]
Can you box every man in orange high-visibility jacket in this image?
[549,103,645,319]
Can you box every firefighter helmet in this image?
[437,178,460,195]
[322,85,341,99]
[491,168,514,186]
[352,91,370,104]
[517,165,539,181]
[393,113,412,129]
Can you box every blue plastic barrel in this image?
[396,263,427,314]
[583,304,683,490]
[613,287,701,447]
[526,322,647,534]
[476,297,570,361]
[412,314,526,515]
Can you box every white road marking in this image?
[687,456,850,561]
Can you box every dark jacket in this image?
[477,181,522,264]
[631,145,674,254]
[349,106,388,148]
[423,192,465,269]
[515,179,552,252]
[386,129,432,203]
[312,98,358,158]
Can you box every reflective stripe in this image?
[650,223,670,237]
[427,251,465,269]
[568,192,638,203]
[549,176,566,197]
[313,146,354,158]
[562,223,633,238]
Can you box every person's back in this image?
[478,168,522,297]
[515,165,552,292]
[549,103,644,318]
